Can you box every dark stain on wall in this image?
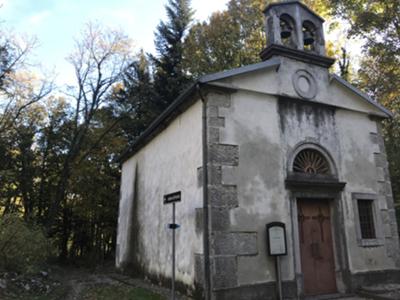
[278,97,336,134]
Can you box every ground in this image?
[0,264,189,300]
[1,264,397,300]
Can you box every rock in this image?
[24,283,30,291]
[361,284,400,294]
[0,279,6,289]
[40,271,48,278]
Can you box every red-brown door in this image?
[297,199,337,296]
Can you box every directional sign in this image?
[168,223,180,230]
[163,191,181,204]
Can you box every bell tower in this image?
[260,1,335,68]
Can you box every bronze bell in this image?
[303,30,315,45]
[280,23,291,39]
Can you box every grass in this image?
[1,284,166,300]
[81,284,166,300]
[0,285,69,300]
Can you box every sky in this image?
[0,0,362,86]
[0,0,230,85]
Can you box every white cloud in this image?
[192,0,229,21]
[28,10,51,26]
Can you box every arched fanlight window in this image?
[293,149,330,175]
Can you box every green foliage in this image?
[82,284,165,300]
[330,0,400,206]
[182,0,336,78]
[0,0,398,265]
[0,214,54,273]
[151,0,193,108]
[330,0,399,51]
[183,0,265,77]
[329,0,400,229]
[113,51,159,142]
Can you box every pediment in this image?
[203,58,391,118]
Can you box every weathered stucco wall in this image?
[116,158,136,269]
[218,91,292,285]
[117,100,203,290]
[207,56,399,297]
[117,52,399,299]
[336,110,400,273]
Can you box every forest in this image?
[0,0,399,276]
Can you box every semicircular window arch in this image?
[293,149,331,175]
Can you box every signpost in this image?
[266,222,287,300]
[163,191,181,300]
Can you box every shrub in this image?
[0,214,54,273]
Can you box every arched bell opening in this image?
[279,14,296,48]
[302,20,317,52]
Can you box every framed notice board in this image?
[266,222,287,256]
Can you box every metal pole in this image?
[172,202,176,300]
[276,256,283,300]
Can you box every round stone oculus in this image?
[292,69,318,99]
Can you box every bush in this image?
[0,214,54,273]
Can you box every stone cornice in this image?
[260,44,335,68]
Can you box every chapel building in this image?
[116,1,400,299]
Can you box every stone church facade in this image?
[116,1,400,299]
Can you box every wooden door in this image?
[297,199,337,296]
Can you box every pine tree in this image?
[151,0,193,109]
[116,50,158,142]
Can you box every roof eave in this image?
[118,83,198,163]
[118,59,282,163]
[199,58,281,83]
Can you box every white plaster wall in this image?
[336,110,397,272]
[216,63,397,286]
[116,157,136,268]
[218,90,294,285]
[118,100,203,288]
[117,56,396,290]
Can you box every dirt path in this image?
[65,273,117,300]
[50,265,191,300]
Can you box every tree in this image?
[330,1,400,202]
[0,20,143,262]
[329,0,400,229]
[46,22,133,258]
[67,109,123,261]
[151,0,193,109]
[338,47,351,81]
[0,33,34,91]
[112,50,158,143]
[329,0,399,102]
[0,71,52,222]
[34,97,72,221]
[183,0,335,78]
[183,0,265,77]
[0,34,52,135]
